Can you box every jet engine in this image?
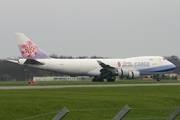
[115,69,140,79]
[128,71,140,79]
[116,69,129,77]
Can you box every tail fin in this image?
[14,33,50,59]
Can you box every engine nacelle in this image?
[116,69,140,79]
[128,71,140,79]
[116,69,129,77]
[18,59,26,65]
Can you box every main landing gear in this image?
[107,76,116,82]
[157,78,161,81]
[92,76,116,82]
[92,77,104,82]
[156,74,161,81]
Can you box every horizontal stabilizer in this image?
[6,59,18,64]
[24,59,45,65]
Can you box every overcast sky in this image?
[0,0,180,59]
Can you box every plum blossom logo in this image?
[20,40,39,58]
[117,61,121,67]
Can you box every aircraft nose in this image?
[170,63,176,70]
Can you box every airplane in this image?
[7,33,176,82]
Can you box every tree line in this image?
[49,54,110,59]
[0,55,179,81]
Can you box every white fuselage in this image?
[19,56,175,77]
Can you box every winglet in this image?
[97,60,116,71]
[97,60,107,67]
[14,33,50,59]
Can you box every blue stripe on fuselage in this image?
[138,64,176,75]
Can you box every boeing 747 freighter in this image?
[7,33,176,82]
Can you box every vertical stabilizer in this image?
[14,33,50,59]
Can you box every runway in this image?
[1,83,180,90]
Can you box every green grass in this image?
[0,85,180,120]
[0,79,180,86]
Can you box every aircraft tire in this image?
[92,77,104,82]
[157,78,161,81]
[107,77,115,82]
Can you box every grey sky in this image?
[1,0,180,59]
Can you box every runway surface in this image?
[1,83,180,90]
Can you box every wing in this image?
[97,60,115,70]
[97,60,117,78]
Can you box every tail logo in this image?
[20,40,39,58]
